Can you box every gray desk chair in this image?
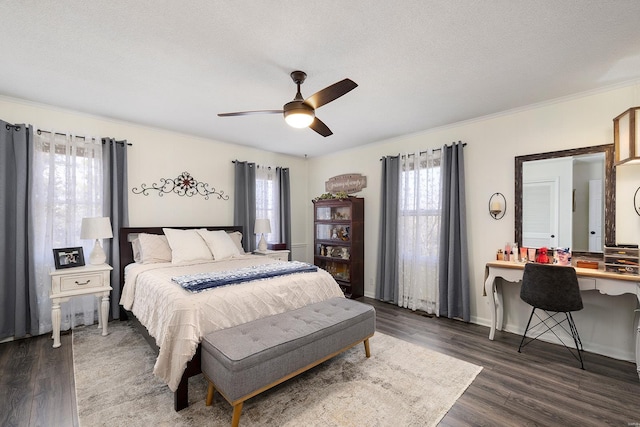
[518,263,585,369]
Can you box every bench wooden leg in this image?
[364,338,371,358]
[206,382,215,406]
[231,402,243,427]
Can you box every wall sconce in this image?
[613,106,640,166]
[489,193,506,220]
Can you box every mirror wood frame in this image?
[514,144,615,258]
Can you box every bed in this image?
[118,226,345,411]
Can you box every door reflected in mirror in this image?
[515,144,615,257]
[522,153,604,252]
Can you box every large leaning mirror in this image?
[515,144,615,257]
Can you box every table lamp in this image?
[80,217,113,265]
[254,218,271,252]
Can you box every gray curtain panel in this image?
[375,155,400,303]
[0,121,38,339]
[438,142,470,321]
[277,167,292,260]
[102,138,129,320]
[233,161,257,252]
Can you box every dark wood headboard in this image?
[118,226,243,310]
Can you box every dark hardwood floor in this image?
[1,298,639,426]
[0,331,77,427]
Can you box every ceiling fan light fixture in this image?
[283,101,315,128]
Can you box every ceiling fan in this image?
[218,71,357,137]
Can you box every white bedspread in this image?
[120,255,344,391]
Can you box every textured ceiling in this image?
[2,1,640,158]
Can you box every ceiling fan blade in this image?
[305,78,358,110]
[218,110,283,117]
[309,117,333,137]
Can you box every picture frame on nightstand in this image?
[53,247,85,269]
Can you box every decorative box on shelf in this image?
[267,243,287,251]
[604,245,639,275]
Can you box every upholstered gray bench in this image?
[201,297,376,427]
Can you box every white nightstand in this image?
[49,263,113,348]
[253,249,290,262]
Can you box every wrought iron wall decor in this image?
[132,171,229,200]
[635,186,640,216]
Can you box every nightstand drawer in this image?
[268,252,289,261]
[254,249,290,261]
[60,273,103,291]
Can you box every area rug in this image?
[73,321,482,426]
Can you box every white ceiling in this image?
[2,1,640,158]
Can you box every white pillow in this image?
[198,229,241,260]
[227,231,245,254]
[163,228,213,264]
[137,233,172,264]
[131,238,142,263]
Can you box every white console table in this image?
[484,260,640,378]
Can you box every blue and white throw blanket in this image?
[172,261,318,293]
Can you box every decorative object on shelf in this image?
[613,106,640,166]
[488,192,506,220]
[576,260,599,269]
[604,244,639,275]
[254,218,271,252]
[52,246,85,269]
[80,217,113,265]
[519,246,528,262]
[341,247,350,259]
[132,171,229,200]
[535,247,550,264]
[635,187,640,216]
[312,191,351,202]
[554,247,572,266]
[325,173,367,193]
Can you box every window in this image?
[32,132,104,333]
[397,151,442,313]
[255,165,280,244]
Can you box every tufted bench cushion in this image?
[202,297,375,426]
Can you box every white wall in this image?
[0,95,311,259]
[307,82,640,362]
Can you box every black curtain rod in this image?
[380,142,467,161]
[37,129,95,140]
[231,160,273,169]
[36,129,132,146]
[5,123,21,131]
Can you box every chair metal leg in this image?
[566,313,585,370]
[517,308,585,370]
[518,307,536,352]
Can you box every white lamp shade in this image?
[80,217,113,265]
[80,217,113,240]
[283,101,315,128]
[285,112,314,128]
[254,218,271,235]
